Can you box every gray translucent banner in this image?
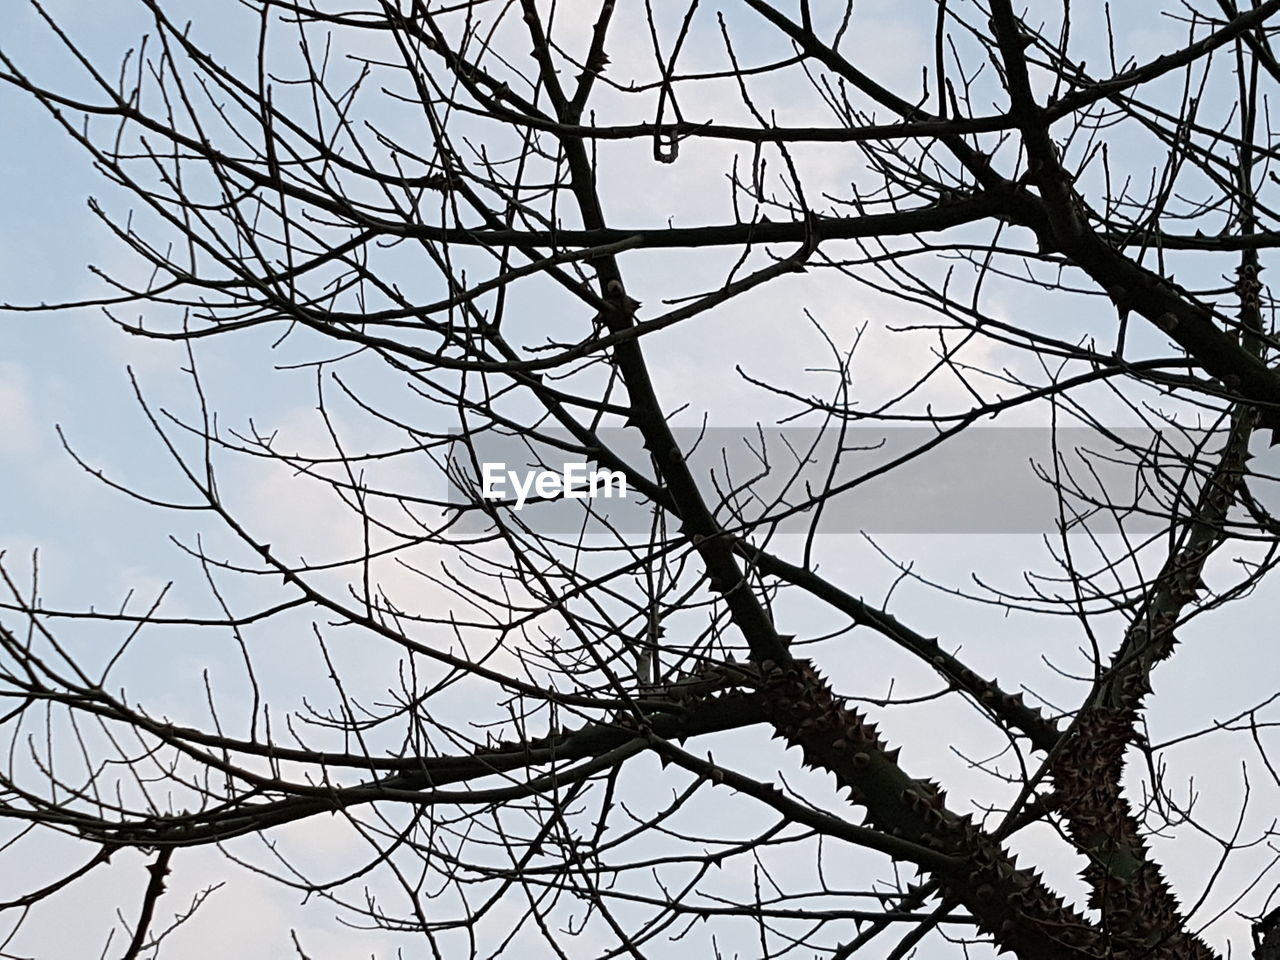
[443,426,1272,535]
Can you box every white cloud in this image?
[0,362,39,458]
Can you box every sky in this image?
[3,2,1280,959]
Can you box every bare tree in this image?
[5,1,1280,957]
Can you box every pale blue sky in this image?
[3,3,1280,958]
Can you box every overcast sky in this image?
[3,2,1280,959]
